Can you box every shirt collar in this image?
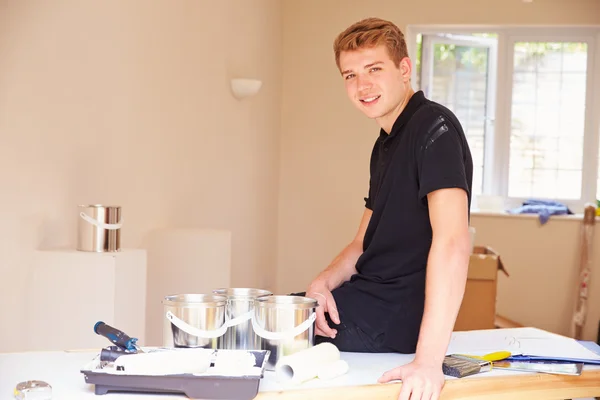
[379,90,426,139]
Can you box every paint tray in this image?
[80,348,271,399]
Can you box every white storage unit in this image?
[25,248,147,351]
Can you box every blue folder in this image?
[506,341,600,365]
[578,340,600,355]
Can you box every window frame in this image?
[407,25,600,212]
[420,33,498,197]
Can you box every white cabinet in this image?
[25,249,147,351]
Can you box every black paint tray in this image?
[81,349,270,399]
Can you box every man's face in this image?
[339,45,411,125]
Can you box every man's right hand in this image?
[306,282,340,339]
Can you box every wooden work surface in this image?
[257,327,600,399]
[1,327,599,399]
[0,349,598,399]
[257,369,600,400]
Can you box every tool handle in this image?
[100,346,133,362]
[94,321,138,351]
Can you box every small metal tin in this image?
[13,380,52,400]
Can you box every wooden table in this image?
[256,327,600,400]
[257,369,600,400]
[1,327,599,399]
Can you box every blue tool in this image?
[94,321,144,353]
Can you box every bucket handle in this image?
[80,212,123,230]
[166,311,228,339]
[226,310,253,327]
[251,312,317,341]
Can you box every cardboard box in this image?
[454,246,509,331]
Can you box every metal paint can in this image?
[13,380,52,400]
[252,295,318,370]
[162,294,228,349]
[212,288,272,350]
[77,204,122,252]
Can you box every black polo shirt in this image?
[332,90,473,353]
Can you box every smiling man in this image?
[304,17,474,400]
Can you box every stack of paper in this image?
[447,327,600,363]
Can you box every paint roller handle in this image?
[94,321,139,352]
[100,346,134,362]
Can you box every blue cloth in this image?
[507,199,573,224]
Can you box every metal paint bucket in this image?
[252,295,318,370]
[162,294,228,349]
[212,288,272,350]
[77,205,122,252]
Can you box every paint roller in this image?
[275,343,349,384]
[113,348,213,375]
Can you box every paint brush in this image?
[442,355,492,378]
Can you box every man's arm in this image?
[378,187,470,400]
[379,111,471,400]
[307,207,372,337]
[414,187,470,366]
[313,208,372,290]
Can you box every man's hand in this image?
[306,282,340,339]
[378,360,445,400]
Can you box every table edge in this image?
[256,369,600,400]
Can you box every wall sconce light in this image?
[231,78,263,100]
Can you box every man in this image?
[304,17,473,400]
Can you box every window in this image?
[409,27,600,212]
[508,42,588,200]
[419,33,497,196]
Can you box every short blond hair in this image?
[333,17,408,70]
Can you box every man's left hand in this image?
[378,360,445,400]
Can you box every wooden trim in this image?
[495,314,524,329]
[256,369,600,400]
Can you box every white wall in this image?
[472,213,600,341]
[0,0,282,352]
[2,0,600,353]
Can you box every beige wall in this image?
[277,0,600,340]
[2,0,600,353]
[0,0,282,352]
[472,214,600,341]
